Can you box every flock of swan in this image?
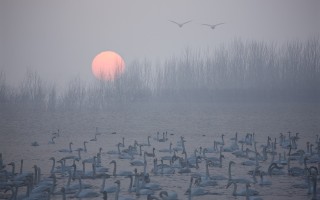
[1,129,320,200]
[168,20,225,30]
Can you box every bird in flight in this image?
[169,20,192,28]
[202,23,225,29]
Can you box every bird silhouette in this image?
[202,23,225,29]
[169,20,192,28]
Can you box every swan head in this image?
[159,191,168,197]
[110,160,116,165]
[226,181,235,188]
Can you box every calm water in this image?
[0,102,319,200]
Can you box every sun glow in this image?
[91,51,125,81]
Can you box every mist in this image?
[0,37,319,112]
[1,2,320,199]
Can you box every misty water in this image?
[1,101,319,200]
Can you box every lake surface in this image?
[1,101,319,199]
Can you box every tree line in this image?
[1,37,319,111]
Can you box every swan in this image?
[141,176,161,191]
[141,136,151,146]
[268,163,285,176]
[110,160,133,177]
[215,134,225,146]
[147,194,161,200]
[130,153,146,166]
[169,20,192,28]
[159,190,178,200]
[90,132,100,141]
[153,132,160,141]
[118,151,134,160]
[159,142,172,153]
[31,172,56,195]
[73,176,99,198]
[58,142,73,153]
[12,160,33,184]
[83,156,97,164]
[78,141,88,152]
[310,174,320,199]
[173,136,186,152]
[31,141,39,146]
[245,183,263,200]
[152,159,175,175]
[48,136,56,144]
[194,176,218,187]
[51,129,60,137]
[107,142,122,155]
[0,153,5,170]
[114,180,135,200]
[65,170,93,191]
[287,157,306,176]
[185,176,220,197]
[158,132,168,142]
[226,181,259,196]
[145,148,156,157]
[195,159,227,180]
[135,176,154,196]
[27,187,51,200]
[202,22,225,29]
[228,161,252,184]
[117,137,125,147]
[81,162,99,179]
[49,157,63,174]
[258,171,272,186]
[100,174,118,193]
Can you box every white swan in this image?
[65,170,93,191]
[58,142,73,153]
[226,181,259,196]
[184,176,220,197]
[169,20,192,28]
[107,142,122,155]
[100,174,118,193]
[159,142,172,153]
[110,160,133,177]
[159,190,178,200]
[268,163,285,176]
[194,176,218,187]
[202,23,225,29]
[130,153,146,166]
[114,180,135,200]
[48,136,56,144]
[73,176,99,198]
[258,171,272,186]
[228,161,252,184]
[141,136,151,146]
[145,148,156,157]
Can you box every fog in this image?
[1,0,319,92]
[1,2,320,199]
[1,37,319,111]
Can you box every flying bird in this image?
[169,20,192,28]
[202,23,225,29]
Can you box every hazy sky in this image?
[1,0,319,90]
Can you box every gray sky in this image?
[1,0,319,90]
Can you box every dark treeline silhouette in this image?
[1,37,319,111]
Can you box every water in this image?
[0,101,319,200]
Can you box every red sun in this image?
[91,51,125,81]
